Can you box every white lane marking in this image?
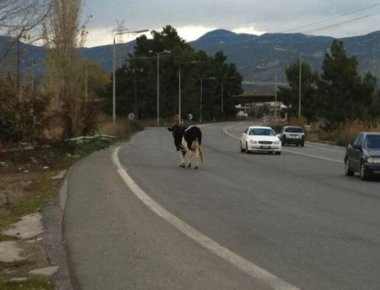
[305,142,344,153]
[223,125,343,164]
[112,147,299,290]
[281,149,343,164]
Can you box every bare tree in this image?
[42,0,88,139]
[0,0,51,58]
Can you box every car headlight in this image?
[249,139,257,144]
[273,141,281,145]
[367,157,380,163]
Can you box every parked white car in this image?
[240,126,282,154]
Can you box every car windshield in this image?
[249,128,275,136]
[365,135,380,149]
[285,127,303,133]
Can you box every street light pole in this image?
[274,70,278,117]
[200,76,216,123]
[178,68,181,124]
[112,36,117,123]
[177,60,199,124]
[221,81,224,113]
[112,29,148,123]
[149,50,170,127]
[298,56,302,119]
[157,53,160,126]
[200,78,203,123]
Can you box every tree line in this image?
[278,40,380,127]
[106,25,243,122]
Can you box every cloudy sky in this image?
[83,0,380,47]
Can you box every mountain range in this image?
[1,29,380,92]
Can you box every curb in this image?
[42,167,76,290]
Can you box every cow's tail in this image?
[192,138,203,162]
[198,145,203,162]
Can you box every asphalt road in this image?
[64,122,380,290]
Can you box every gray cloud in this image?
[84,0,380,38]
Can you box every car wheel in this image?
[275,151,281,155]
[360,162,370,180]
[344,159,354,176]
[245,142,250,154]
[240,142,245,152]
[301,142,304,147]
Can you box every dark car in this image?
[344,132,380,180]
[278,126,305,146]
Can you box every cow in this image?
[168,125,203,169]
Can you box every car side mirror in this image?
[353,144,362,150]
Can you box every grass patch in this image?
[66,138,112,157]
[0,277,53,290]
[0,260,35,271]
[0,235,17,242]
[0,172,57,230]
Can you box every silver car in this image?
[279,126,305,147]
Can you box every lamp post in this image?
[178,60,199,124]
[149,50,171,126]
[220,76,237,114]
[112,29,148,123]
[132,66,143,119]
[200,77,216,123]
[298,56,302,119]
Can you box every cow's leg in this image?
[181,137,192,168]
[186,150,193,168]
[191,141,201,169]
[178,150,185,167]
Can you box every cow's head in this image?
[168,125,185,151]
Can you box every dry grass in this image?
[97,118,143,139]
[0,171,61,229]
[320,121,380,146]
[285,116,309,127]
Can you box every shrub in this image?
[0,75,51,144]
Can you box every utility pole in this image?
[178,69,181,124]
[200,78,203,123]
[221,81,224,113]
[16,37,21,100]
[84,62,88,102]
[199,76,216,123]
[157,53,160,126]
[274,70,278,118]
[112,28,148,123]
[298,57,302,119]
[149,49,170,126]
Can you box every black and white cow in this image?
[168,125,203,169]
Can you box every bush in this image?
[97,118,143,139]
[0,75,51,144]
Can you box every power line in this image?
[282,3,380,33]
[303,12,380,34]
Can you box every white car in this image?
[240,126,282,155]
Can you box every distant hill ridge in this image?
[1,29,380,91]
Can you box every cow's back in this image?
[184,126,202,146]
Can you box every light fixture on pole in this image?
[149,49,171,127]
[112,28,149,123]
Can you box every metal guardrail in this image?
[65,134,116,143]
[0,134,117,153]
